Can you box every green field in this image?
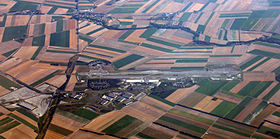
[108,8,139,14]
[113,54,144,69]
[9,1,39,12]
[204,35,211,42]
[79,54,98,60]
[243,101,268,123]
[79,34,94,43]
[272,111,280,117]
[195,80,228,96]
[179,12,192,22]
[263,83,280,101]
[136,132,154,139]
[245,81,273,97]
[171,51,212,53]
[148,94,176,106]
[2,48,18,57]
[247,58,271,71]
[73,108,99,120]
[130,0,149,1]
[56,109,90,124]
[31,46,41,59]
[120,21,133,25]
[195,13,203,23]
[147,38,181,48]
[159,116,207,134]
[237,81,260,96]
[176,58,208,63]
[0,121,20,134]
[219,90,244,99]
[196,25,206,34]
[30,70,60,87]
[210,55,242,57]
[48,7,58,14]
[121,4,143,7]
[170,67,204,70]
[139,28,157,38]
[2,26,27,42]
[225,97,253,120]
[86,27,105,35]
[240,56,263,70]
[46,50,76,54]
[141,43,172,52]
[181,2,193,11]
[56,19,64,32]
[179,92,206,107]
[221,19,230,28]
[0,15,7,27]
[268,0,280,6]
[219,13,251,18]
[212,123,251,137]
[0,75,21,91]
[31,35,45,60]
[169,109,214,125]
[242,10,280,31]
[8,113,37,130]
[16,109,38,121]
[256,125,280,137]
[83,50,113,58]
[52,16,64,21]
[205,13,215,26]
[211,101,237,117]
[220,80,240,91]
[231,18,247,30]
[118,30,135,41]
[49,124,73,136]
[102,115,137,134]
[142,0,160,13]
[32,35,45,46]
[249,49,280,59]
[50,31,70,47]
[0,117,13,126]
[253,41,280,49]
[89,44,126,53]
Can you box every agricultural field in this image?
[0,0,279,139]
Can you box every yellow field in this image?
[51,113,84,131]
[45,75,66,87]
[0,106,10,115]
[121,101,166,123]
[231,81,249,93]
[65,75,77,91]
[45,129,65,139]
[6,60,37,77]
[54,8,68,14]
[0,86,10,97]
[187,3,204,12]
[13,46,38,59]
[124,29,146,43]
[40,5,52,14]
[146,0,165,13]
[166,85,199,103]
[1,124,37,139]
[0,57,23,72]
[69,29,77,49]
[119,57,151,70]
[83,110,126,132]
[193,96,223,112]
